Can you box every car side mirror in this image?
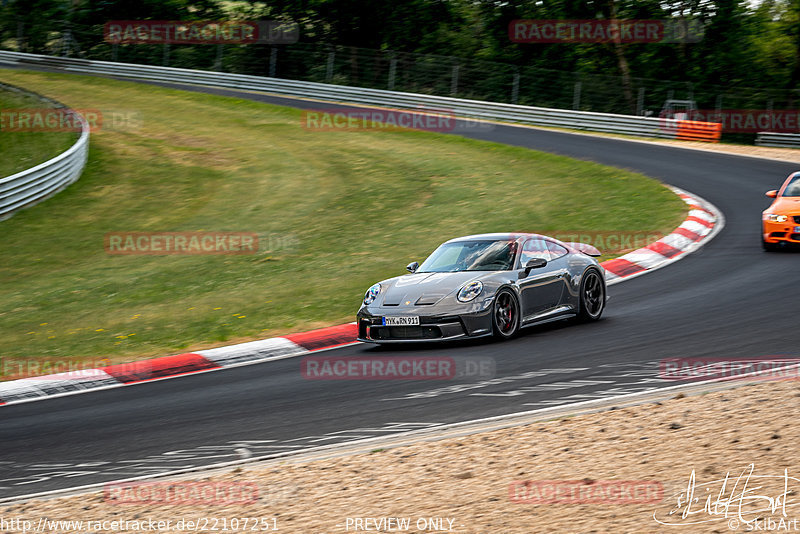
[522,258,547,276]
[406,261,419,273]
[766,190,778,198]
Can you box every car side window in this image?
[519,238,551,266]
[783,175,800,197]
[546,241,569,260]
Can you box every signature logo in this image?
[654,464,800,530]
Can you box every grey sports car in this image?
[357,233,606,343]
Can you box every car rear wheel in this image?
[577,269,605,322]
[492,289,520,339]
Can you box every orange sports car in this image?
[763,171,800,250]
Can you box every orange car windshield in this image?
[783,177,800,197]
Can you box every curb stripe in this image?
[646,241,683,258]
[686,215,714,228]
[102,353,220,384]
[284,323,359,351]
[673,227,702,241]
[619,249,670,270]
[198,337,306,366]
[601,258,647,277]
[681,220,711,235]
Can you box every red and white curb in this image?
[603,186,722,285]
[0,324,358,406]
[0,186,722,406]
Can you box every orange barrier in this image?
[676,120,722,143]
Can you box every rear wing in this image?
[564,242,602,257]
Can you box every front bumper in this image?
[357,305,493,343]
[763,219,800,244]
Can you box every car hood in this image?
[767,197,800,213]
[380,271,492,306]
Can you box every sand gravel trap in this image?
[643,139,800,164]
[2,379,798,533]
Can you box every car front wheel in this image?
[762,236,779,251]
[577,269,605,322]
[492,289,520,339]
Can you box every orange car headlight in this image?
[764,213,789,223]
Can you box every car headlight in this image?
[765,213,789,222]
[457,281,483,303]
[363,283,381,305]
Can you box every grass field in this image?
[0,86,77,177]
[0,69,687,373]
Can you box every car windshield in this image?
[417,240,517,272]
[783,175,800,197]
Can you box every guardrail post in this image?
[573,81,581,110]
[512,70,520,105]
[163,43,170,67]
[112,43,118,62]
[269,47,278,77]
[388,57,397,91]
[451,64,459,97]
[60,26,72,57]
[326,50,335,83]
[16,21,24,51]
[214,44,224,72]
[636,87,645,115]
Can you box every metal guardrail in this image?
[0,81,90,221]
[0,50,691,140]
[756,132,800,148]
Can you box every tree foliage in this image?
[2,0,799,110]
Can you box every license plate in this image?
[795,226,800,232]
[383,316,420,326]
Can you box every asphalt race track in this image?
[1,73,799,498]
